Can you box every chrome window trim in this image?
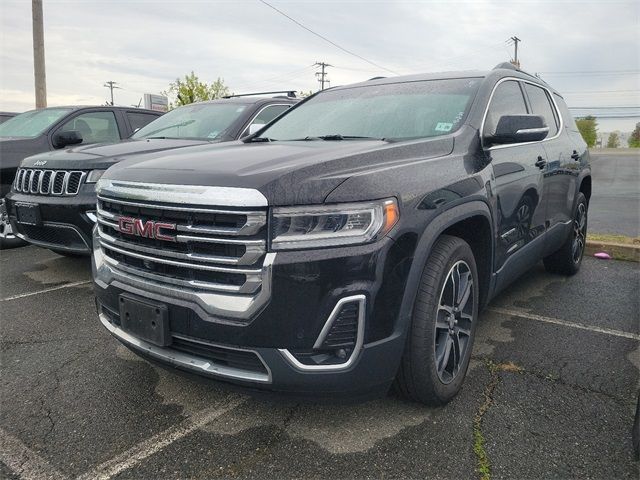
[99,313,272,383]
[97,180,268,207]
[279,295,366,372]
[515,127,549,135]
[480,76,564,151]
[240,103,292,138]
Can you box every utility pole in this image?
[32,0,47,108]
[510,36,521,68]
[314,62,331,90]
[103,81,121,105]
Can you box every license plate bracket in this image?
[15,202,41,226]
[119,293,170,347]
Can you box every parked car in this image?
[5,95,297,255]
[0,112,17,124]
[0,106,162,248]
[91,64,591,404]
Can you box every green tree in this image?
[162,72,230,109]
[629,124,640,148]
[606,132,620,148]
[575,116,598,148]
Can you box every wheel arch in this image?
[395,200,494,337]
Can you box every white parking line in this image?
[488,307,640,341]
[0,280,91,302]
[77,395,246,480]
[0,429,66,480]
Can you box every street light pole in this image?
[32,0,47,108]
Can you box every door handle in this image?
[571,151,580,161]
[535,156,547,169]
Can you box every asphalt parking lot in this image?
[1,245,638,480]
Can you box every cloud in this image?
[1,0,638,130]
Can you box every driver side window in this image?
[485,81,528,137]
[58,111,120,145]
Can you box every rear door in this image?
[484,79,548,276]
[522,82,577,248]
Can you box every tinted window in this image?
[127,112,159,133]
[553,93,579,132]
[0,108,72,138]
[242,104,291,137]
[132,103,248,140]
[59,111,120,144]
[524,83,558,136]
[485,80,528,136]
[261,78,481,141]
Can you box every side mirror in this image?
[485,115,548,146]
[248,123,266,136]
[52,130,83,149]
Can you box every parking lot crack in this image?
[473,360,502,480]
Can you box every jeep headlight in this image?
[86,169,107,184]
[270,198,399,250]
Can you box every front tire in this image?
[395,235,479,405]
[543,192,588,275]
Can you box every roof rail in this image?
[223,90,297,99]
[368,76,386,81]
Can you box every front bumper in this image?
[93,234,412,396]
[5,187,97,254]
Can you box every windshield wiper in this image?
[140,120,196,138]
[246,136,275,143]
[285,135,384,141]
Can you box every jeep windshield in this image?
[0,108,72,138]
[132,102,248,141]
[258,78,481,142]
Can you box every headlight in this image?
[86,169,107,183]
[270,198,399,250]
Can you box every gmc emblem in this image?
[117,216,177,242]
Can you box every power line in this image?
[257,0,399,75]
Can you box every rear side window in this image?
[127,112,159,133]
[484,80,528,136]
[59,111,120,144]
[553,93,579,132]
[524,84,559,136]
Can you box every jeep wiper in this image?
[140,120,196,138]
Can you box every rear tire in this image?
[0,236,27,249]
[543,192,588,276]
[395,235,479,405]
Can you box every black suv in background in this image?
[0,106,161,248]
[92,64,590,404]
[5,95,297,255]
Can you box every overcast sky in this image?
[1,0,638,132]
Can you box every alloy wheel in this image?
[434,260,474,384]
[572,203,587,263]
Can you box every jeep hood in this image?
[19,138,212,171]
[103,137,455,205]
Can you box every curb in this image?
[585,240,640,262]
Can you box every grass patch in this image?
[587,233,640,245]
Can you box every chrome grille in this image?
[96,196,268,296]
[13,168,86,195]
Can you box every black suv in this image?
[0,106,161,248]
[5,96,296,255]
[92,64,591,404]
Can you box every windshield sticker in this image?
[435,122,453,132]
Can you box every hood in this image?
[0,137,45,172]
[19,138,212,171]
[103,137,454,205]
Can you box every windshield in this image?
[0,108,72,138]
[260,78,481,141]
[132,102,248,140]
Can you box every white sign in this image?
[144,94,168,112]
